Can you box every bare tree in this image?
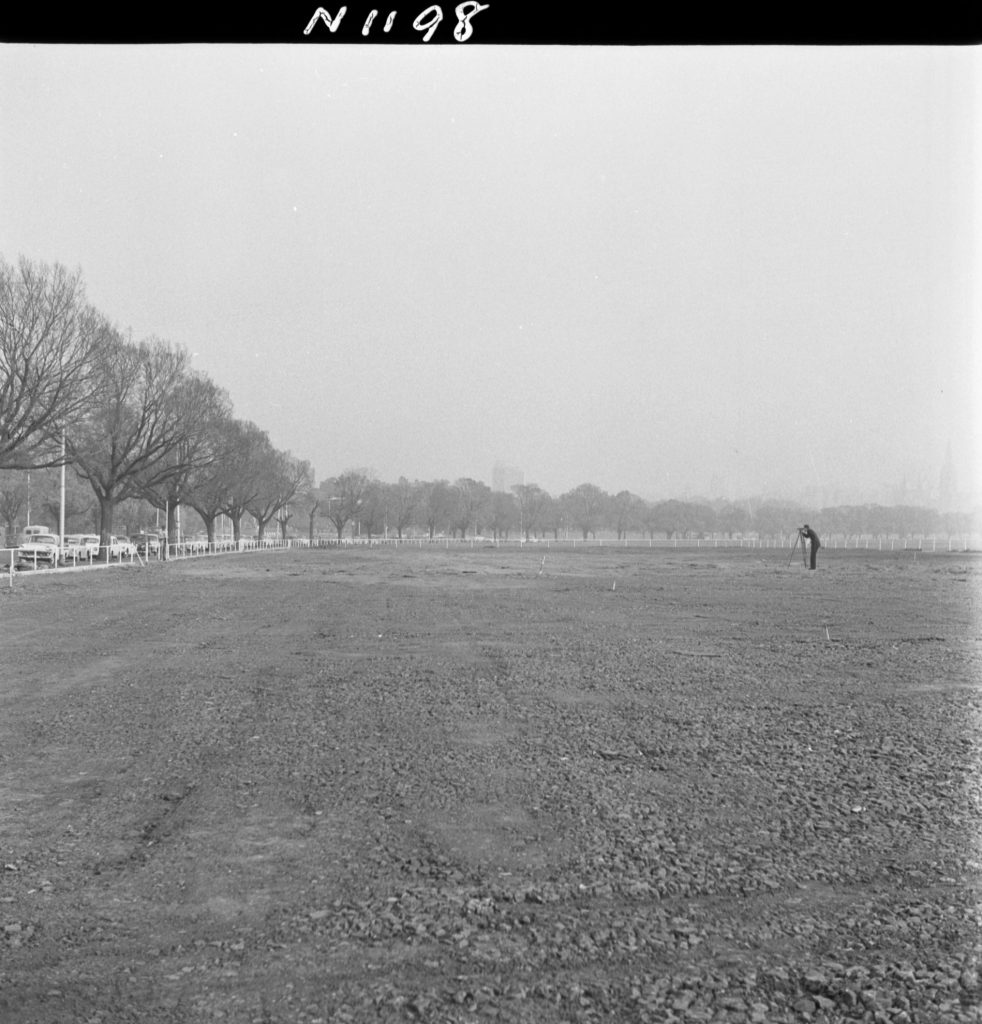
[221,420,276,543]
[750,500,808,542]
[277,463,317,541]
[247,451,311,542]
[609,489,644,540]
[67,335,203,552]
[356,478,389,540]
[512,483,550,541]
[385,477,420,540]
[539,493,564,540]
[280,456,315,536]
[649,499,717,540]
[245,443,290,542]
[452,477,492,539]
[322,470,372,543]
[182,416,243,545]
[138,372,233,547]
[299,479,326,545]
[0,469,28,544]
[561,482,609,540]
[638,499,662,540]
[0,257,111,470]
[419,479,455,539]
[39,467,98,535]
[488,489,518,541]
[715,500,752,539]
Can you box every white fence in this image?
[304,533,982,552]
[5,531,978,588]
[1,537,297,587]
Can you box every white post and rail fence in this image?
[3,531,978,588]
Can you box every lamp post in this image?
[326,496,340,545]
[59,427,66,562]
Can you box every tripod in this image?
[787,529,808,568]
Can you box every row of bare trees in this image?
[5,255,974,552]
[0,256,312,548]
[300,475,978,544]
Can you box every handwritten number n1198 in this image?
[304,4,490,40]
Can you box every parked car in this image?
[132,533,162,556]
[17,525,56,546]
[77,534,101,560]
[61,534,92,562]
[109,536,137,559]
[101,536,123,559]
[61,534,102,560]
[17,532,60,568]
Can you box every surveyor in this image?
[799,524,821,570]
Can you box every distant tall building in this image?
[492,462,525,493]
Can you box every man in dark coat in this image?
[799,524,820,570]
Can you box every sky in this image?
[1,44,979,508]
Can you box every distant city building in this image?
[492,462,525,493]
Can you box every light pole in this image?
[326,496,340,544]
[59,427,66,560]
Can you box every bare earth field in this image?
[1,545,980,1024]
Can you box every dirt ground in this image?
[1,545,980,1024]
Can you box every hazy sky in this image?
[1,45,978,505]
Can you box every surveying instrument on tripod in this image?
[789,524,821,570]
[787,528,808,568]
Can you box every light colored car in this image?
[110,536,137,559]
[101,536,123,559]
[132,533,162,556]
[19,525,55,543]
[78,534,101,559]
[17,532,60,568]
[61,534,92,562]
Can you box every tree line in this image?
[300,476,977,545]
[2,255,977,550]
[0,256,312,548]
